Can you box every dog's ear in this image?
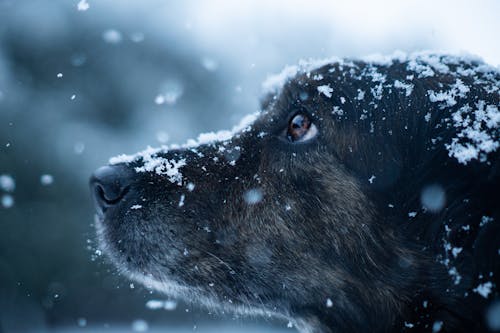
[259,91,277,111]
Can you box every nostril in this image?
[94,183,129,205]
[90,165,133,210]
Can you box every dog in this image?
[90,52,499,333]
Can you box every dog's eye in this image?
[287,113,318,142]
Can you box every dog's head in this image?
[93,54,494,331]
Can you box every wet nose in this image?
[90,165,132,213]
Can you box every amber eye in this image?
[287,113,318,142]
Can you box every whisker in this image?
[203,250,236,274]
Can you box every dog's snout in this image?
[90,166,132,212]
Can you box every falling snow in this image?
[77,0,89,11]
[432,320,443,332]
[102,29,123,44]
[486,301,500,331]
[178,194,185,207]
[201,57,219,71]
[146,299,178,311]
[130,32,145,43]
[420,184,446,212]
[131,319,149,332]
[326,298,333,308]
[243,188,263,205]
[74,142,85,154]
[1,194,14,208]
[76,318,87,327]
[154,94,166,105]
[40,174,54,186]
[0,174,15,192]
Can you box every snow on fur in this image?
[446,102,499,164]
[263,51,499,165]
[109,112,259,182]
[261,51,485,95]
[111,52,499,183]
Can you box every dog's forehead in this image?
[261,70,328,111]
[261,67,345,126]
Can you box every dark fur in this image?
[91,54,500,333]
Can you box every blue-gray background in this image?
[0,0,498,332]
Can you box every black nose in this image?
[90,165,132,213]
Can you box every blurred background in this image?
[0,0,499,332]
